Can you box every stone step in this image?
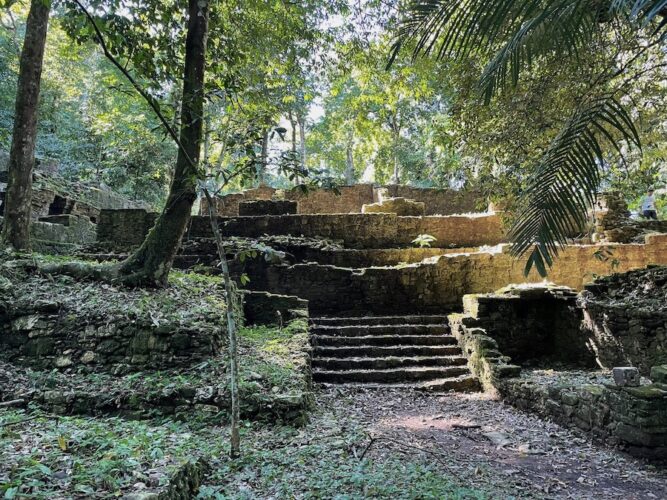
[310,324,450,337]
[312,355,467,370]
[419,375,481,393]
[312,345,462,358]
[319,375,481,392]
[313,365,469,383]
[311,315,449,326]
[311,335,458,347]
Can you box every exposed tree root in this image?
[34,260,164,288]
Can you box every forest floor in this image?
[2,387,667,498]
[203,388,667,499]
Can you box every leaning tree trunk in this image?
[202,187,241,458]
[1,0,50,250]
[117,0,208,286]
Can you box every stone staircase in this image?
[310,315,480,392]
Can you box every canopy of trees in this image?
[1,0,666,272]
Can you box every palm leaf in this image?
[509,95,641,277]
[478,1,599,103]
[395,0,667,97]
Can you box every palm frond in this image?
[392,0,536,64]
[395,0,667,97]
[509,95,641,277]
[478,1,599,103]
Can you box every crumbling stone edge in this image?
[124,457,210,500]
[448,310,667,461]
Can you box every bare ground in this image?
[316,388,667,499]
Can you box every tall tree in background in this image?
[117,0,208,285]
[1,0,50,250]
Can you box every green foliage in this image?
[412,233,437,248]
[307,39,459,185]
[1,4,176,206]
[200,443,484,499]
[395,0,667,275]
[0,409,207,498]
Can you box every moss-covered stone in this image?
[650,365,667,384]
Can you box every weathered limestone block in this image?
[242,290,308,326]
[32,215,96,245]
[238,200,298,216]
[97,209,158,247]
[650,365,667,384]
[362,197,425,217]
[497,376,667,460]
[613,367,641,387]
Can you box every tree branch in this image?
[72,0,196,170]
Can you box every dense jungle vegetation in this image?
[2,1,665,208]
[1,1,667,497]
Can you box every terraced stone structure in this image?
[94,185,667,395]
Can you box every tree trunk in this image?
[391,127,400,184]
[297,113,306,169]
[203,109,211,168]
[345,137,355,185]
[117,0,208,286]
[288,112,300,185]
[258,129,269,186]
[289,112,297,154]
[202,188,240,458]
[1,0,50,250]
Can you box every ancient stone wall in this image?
[238,200,297,216]
[459,287,596,367]
[448,281,667,460]
[200,184,486,216]
[580,264,667,375]
[286,184,375,214]
[97,209,158,247]
[237,236,667,314]
[311,247,481,267]
[1,171,147,223]
[200,186,276,217]
[188,213,506,249]
[1,304,222,372]
[498,377,667,460]
[380,185,486,215]
[0,214,96,252]
[242,290,308,326]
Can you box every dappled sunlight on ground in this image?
[317,388,667,499]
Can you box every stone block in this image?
[650,365,667,384]
[613,367,641,387]
[238,200,298,216]
[362,197,425,216]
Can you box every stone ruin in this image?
[594,191,667,243]
[8,182,667,460]
[0,152,147,251]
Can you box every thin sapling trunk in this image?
[203,187,241,458]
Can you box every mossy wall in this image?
[236,238,667,315]
[580,265,667,375]
[189,213,506,249]
[498,378,667,460]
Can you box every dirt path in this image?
[318,388,667,499]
